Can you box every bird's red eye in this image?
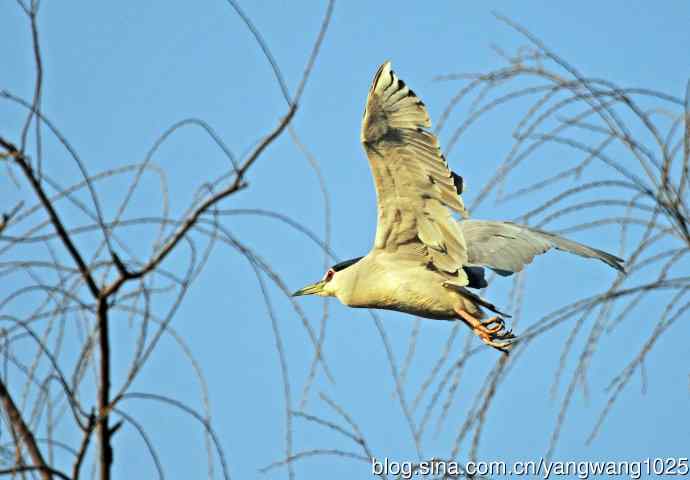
[324,269,335,282]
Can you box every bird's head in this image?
[292,257,363,299]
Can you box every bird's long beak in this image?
[292,280,325,297]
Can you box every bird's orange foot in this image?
[479,316,504,335]
[455,310,516,354]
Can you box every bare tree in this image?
[1,4,687,480]
[427,14,690,462]
[0,1,334,478]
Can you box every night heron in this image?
[293,61,624,353]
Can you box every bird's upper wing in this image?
[460,220,625,275]
[361,61,468,278]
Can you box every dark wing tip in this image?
[451,171,464,196]
[584,244,625,273]
[603,251,626,273]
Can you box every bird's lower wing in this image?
[460,220,625,275]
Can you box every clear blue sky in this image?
[2,1,689,478]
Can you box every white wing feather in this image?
[361,61,468,281]
[460,220,626,274]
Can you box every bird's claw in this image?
[479,316,505,334]
[477,333,516,354]
[473,316,516,353]
[455,310,517,354]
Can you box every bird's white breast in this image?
[340,255,458,320]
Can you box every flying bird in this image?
[293,61,624,353]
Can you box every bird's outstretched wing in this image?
[460,220,625,275]
[361,61,468,278]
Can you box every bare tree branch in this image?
[0,378,51,480]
